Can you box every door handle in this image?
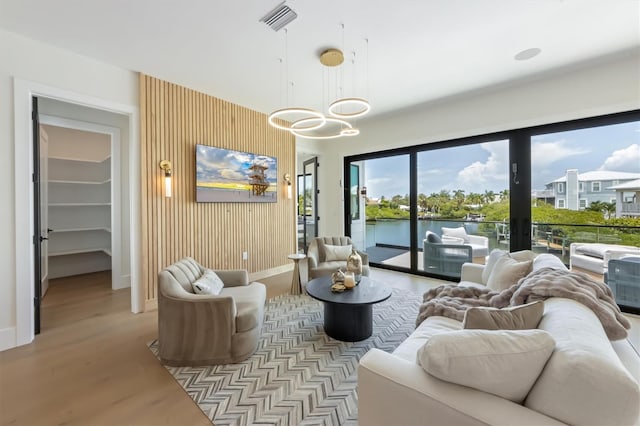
[39,236,48,242]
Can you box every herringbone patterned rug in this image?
[149,288,421,425]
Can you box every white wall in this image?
[304,51,640,237]
[0,28,138,351]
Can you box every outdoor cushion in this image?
[575,243,640,259]
[441,226,469,243]
[426,231,442,244]
[442,235,465,245]
[575,243,609,259]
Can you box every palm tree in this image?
[587,201,606,215]
[453,189,466,209]
[427,192,440,214]
[417,193,428,215]
[466,192,483,207]
[483,190,496,204]
[604,201,616,219]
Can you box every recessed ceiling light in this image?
[514,48,542,61]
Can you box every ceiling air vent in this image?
[260,3,297,32]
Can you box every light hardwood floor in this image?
[1,268,637,425]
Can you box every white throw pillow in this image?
[486,255,532,291]
[481,249,508,285]
[324,244,352,261]
[191,269,224,295]
[441,226,469,243]
[418,329,555,403]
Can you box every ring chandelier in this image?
[290,116,360,140]
[267,47,370,139]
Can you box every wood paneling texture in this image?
[140,74,296,306]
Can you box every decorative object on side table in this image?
[343,271,356,289]
[331,269,346,293]
[347,249,363,283]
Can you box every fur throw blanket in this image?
[416,267,630,340]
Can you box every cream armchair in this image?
[307,236,370,280]
[158,257,266,366]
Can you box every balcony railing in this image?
[621,203,640,214]
[364,218,640,280]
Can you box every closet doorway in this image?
[33,108,123,334]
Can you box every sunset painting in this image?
[196,144,277,203]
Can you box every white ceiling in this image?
[1,0,639,119]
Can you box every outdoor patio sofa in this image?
[423,231,473,278]
[423,227,490,278]
[607,256,640,310]
[441,226,490,262]
[569,242,640,277]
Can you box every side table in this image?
[288,253,306,295]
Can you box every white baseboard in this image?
[114,274,131,290]
[250,264,294,282]
[0,327,17,352]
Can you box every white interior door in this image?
[40,126,49,297]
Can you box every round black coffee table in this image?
[306,275,392,342]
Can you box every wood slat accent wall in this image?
[140,74,296,307]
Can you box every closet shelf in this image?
[49,179,111,185]
[48,155,111,163]
[49,202,111,207]
[49,248,111,257]
[50,227,111,233]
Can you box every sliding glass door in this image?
[417,140,510,276]
[348,154,411,270]
[530,120,640,269]
[345,110,639,282]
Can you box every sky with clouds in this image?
[196,144,277,185]
[363,120,640,199]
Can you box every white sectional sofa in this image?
[358,252,640,426]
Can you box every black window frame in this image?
[343,109,640,280]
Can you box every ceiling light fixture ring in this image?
[328,97,371,119]
[268,108,326,131]
[291,116,353,140]
[340,128,360,137]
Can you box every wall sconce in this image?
[159,160,172,198]
[360,186,367,196]
[283,173,292,200]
